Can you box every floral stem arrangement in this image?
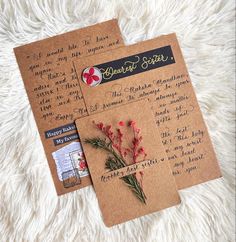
[85,120,147,204]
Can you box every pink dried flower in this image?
[90,120,147,203]
[138,147,145,154]
[118,121,125,126]
[93,121,104,130]
[93,121,126,159]
[128,120,136,127]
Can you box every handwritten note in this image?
[14,19,124,195]
[74,33,221,189]
[100,158,164,182]
[75,100,180,227]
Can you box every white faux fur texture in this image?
[0,0,235,241]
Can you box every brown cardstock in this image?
[75,99,181,227]
[14,19,124,195]
[74,33,222,190]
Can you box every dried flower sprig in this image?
[85,120,147,204]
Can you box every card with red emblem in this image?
[75,99,181,227]
[74,33,222,190]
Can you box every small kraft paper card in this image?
[74,33,222,190]
[14,19,124,195]
[75,99,181,227]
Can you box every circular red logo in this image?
[82,67,102,87]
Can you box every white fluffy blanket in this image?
[0,0,235,241]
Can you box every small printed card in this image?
[74,33,222,190]
[52,142,89,188]
[14,19,124,195]
[75,100,181,226]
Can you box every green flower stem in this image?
[85,137,147,204]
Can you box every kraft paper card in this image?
[74,33,222,190]
[14,19,124,195]
[75,99,181,227]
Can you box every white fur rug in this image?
[0,0,235,241]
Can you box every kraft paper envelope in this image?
[74,33,222,190]
[75,99,181,227]
[14,19,124,195]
